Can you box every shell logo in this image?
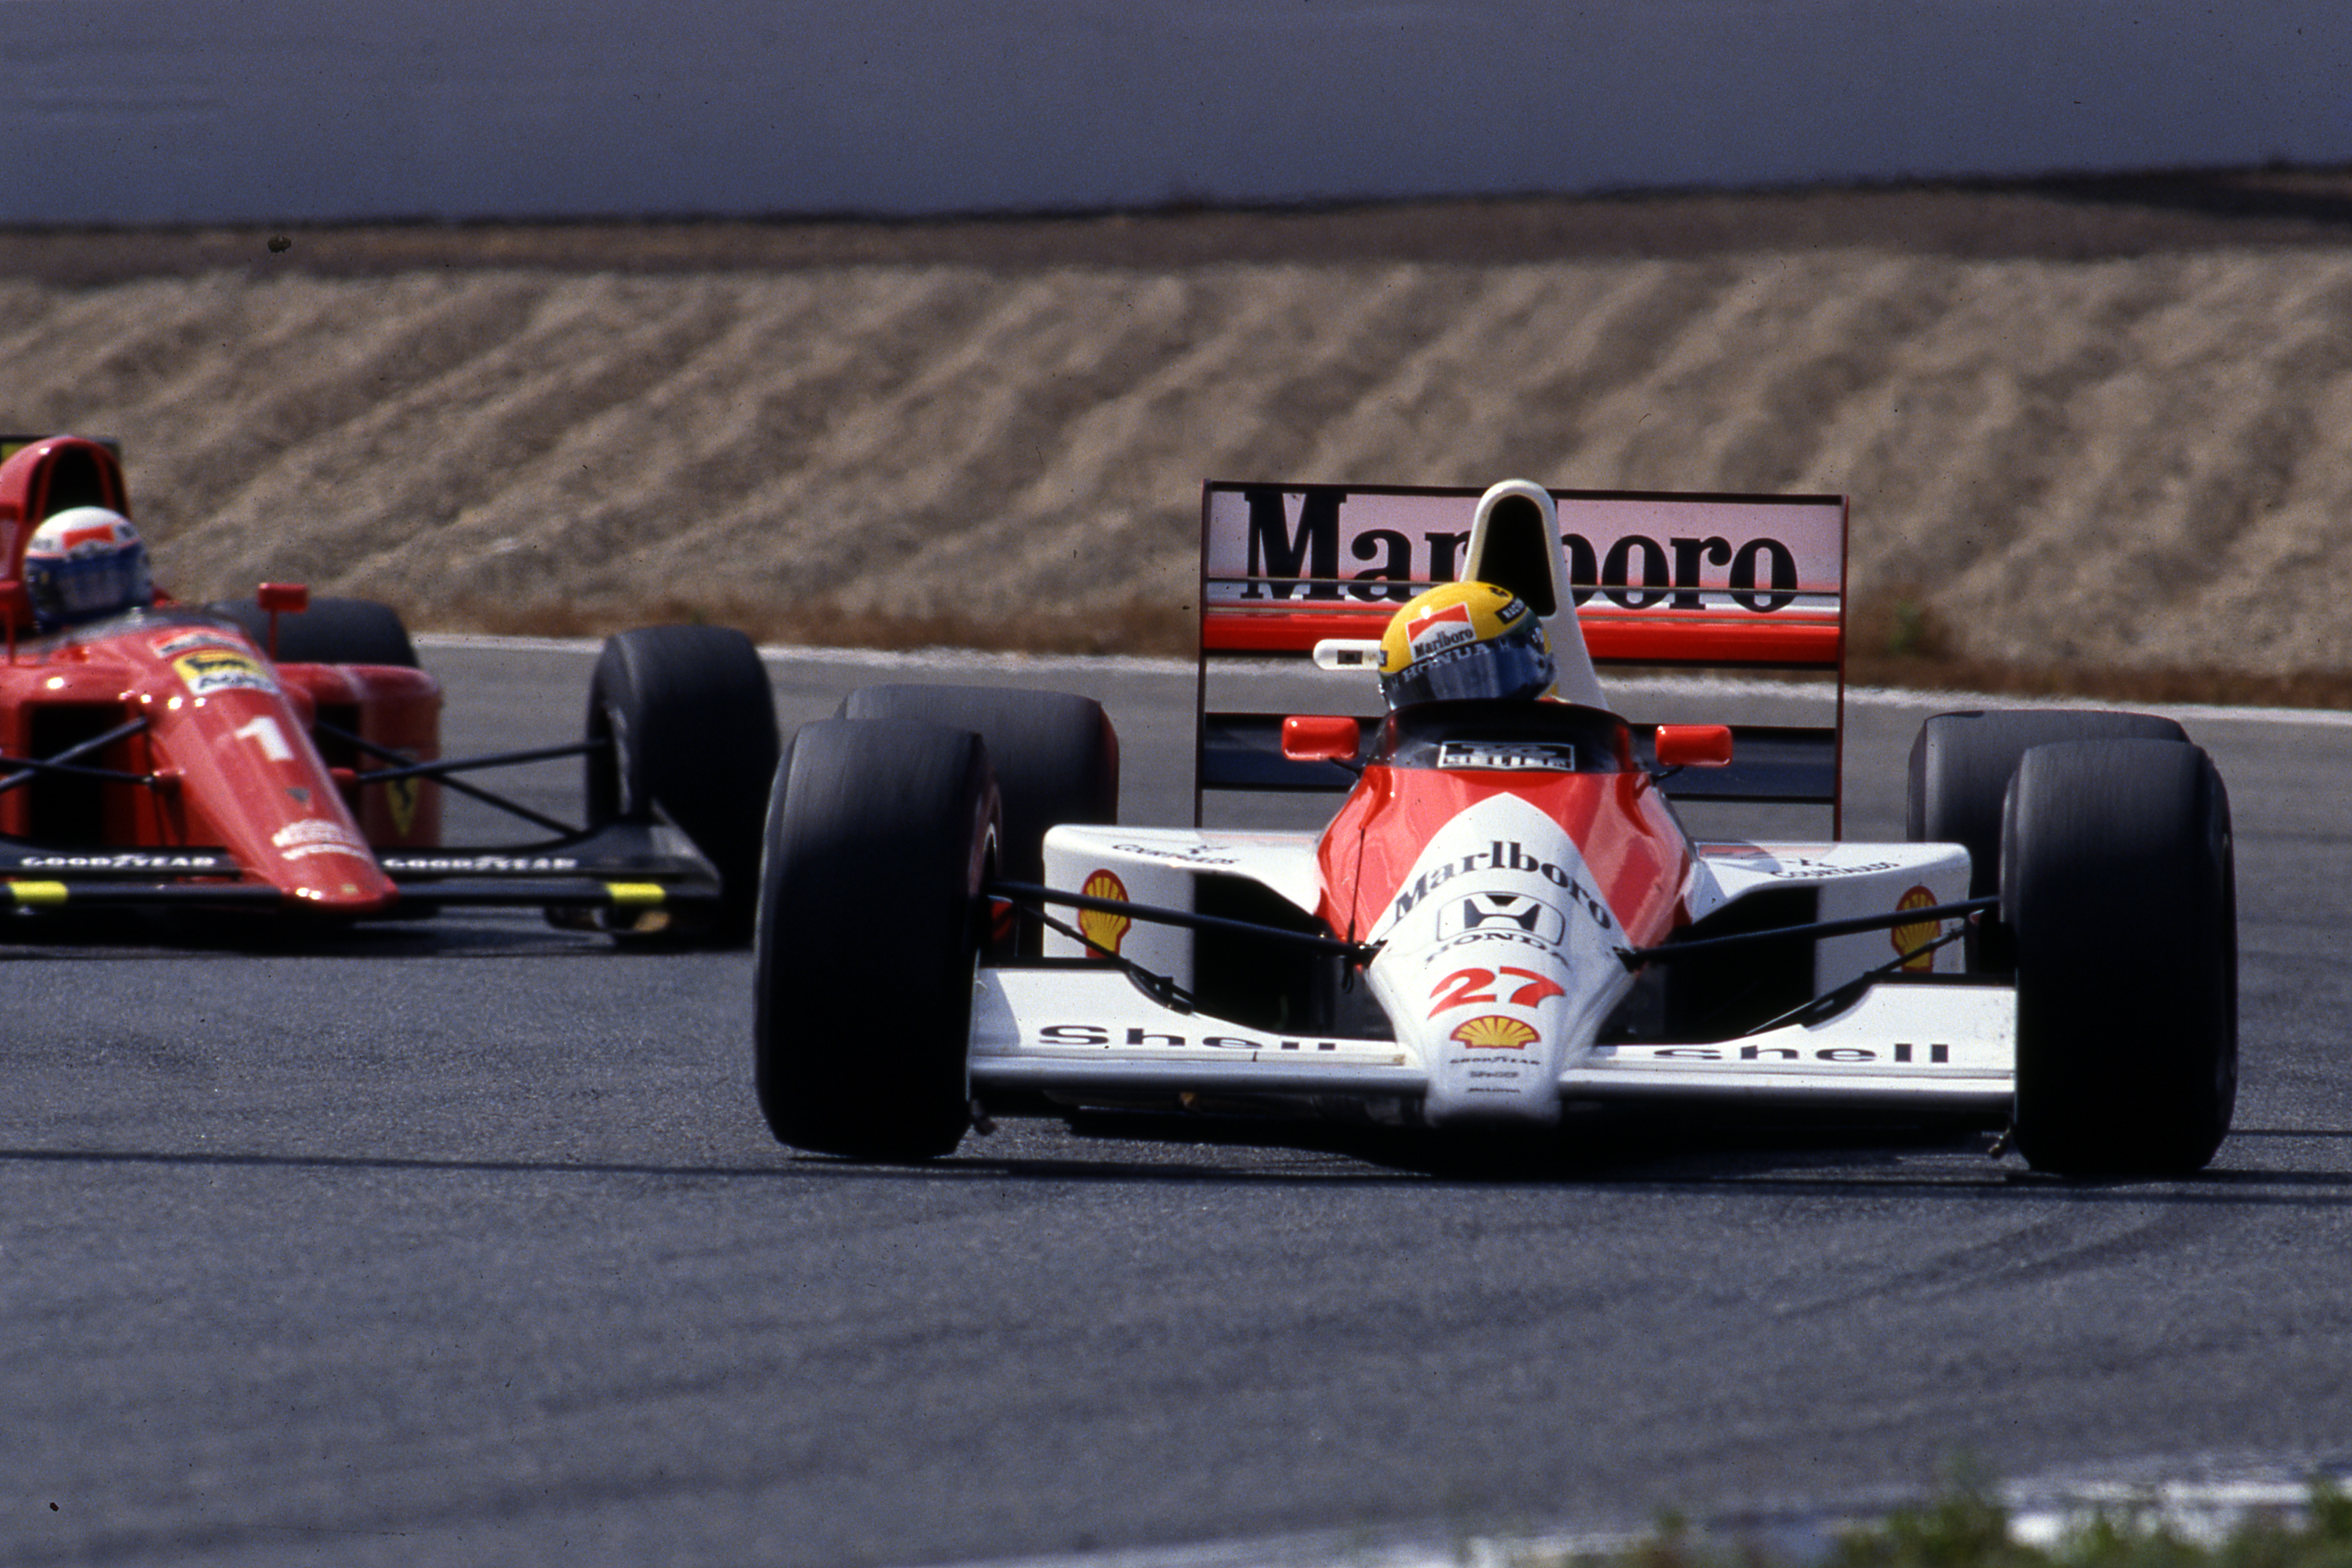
[1077,869,1132,958]
[1450,1015,1539,1050]
[1891,886,1940,972]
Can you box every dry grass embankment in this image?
[6,171,2352,701]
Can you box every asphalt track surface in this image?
[7,639,2352,1568]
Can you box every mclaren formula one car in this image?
[753,479,2236,1175]
[0,435,778,939]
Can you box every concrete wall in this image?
[4,0,2348,224]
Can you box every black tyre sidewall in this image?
[2003,738,2236,1175]
[586,625,781,939]
[206,596,419,667]
[754,718,999,1159]
[835,684,1117,885]
[1907,708,2189,972]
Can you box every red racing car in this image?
[0,435,777,940]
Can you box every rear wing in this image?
[1195,483,1849,830]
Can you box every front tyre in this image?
[585,625,779,941]
[834,684,1117,885]
[1907,708,2187,974]
[2005,739,2236,1176]
[754,718,1000,1160]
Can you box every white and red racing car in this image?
[753,481,2236,1175]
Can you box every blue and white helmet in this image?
[24,506,154,630]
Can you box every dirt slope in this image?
[4,178,2351,674]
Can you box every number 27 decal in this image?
[1429,966,1566,1016]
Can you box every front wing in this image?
[969,967,2015,1115]
[0,820,721,919]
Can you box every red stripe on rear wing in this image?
[1202,606,1842,666]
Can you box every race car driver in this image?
[23,506,155,631]
[1377,580,1560,709]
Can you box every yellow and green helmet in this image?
[1377,580,1557,710]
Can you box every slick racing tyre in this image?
[835,684,1117,882]
[837,684,1116,953]
[754,718,1000,1160]
[586,625,781,943]
[1907,708,2187,974]
[2003,738,2236,1176]
[205,595,420,667]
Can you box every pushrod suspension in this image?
[0,715,154,795]
[988,879,1377,962]
[311,721,591,838]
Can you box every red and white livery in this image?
[755,479,2239,1176]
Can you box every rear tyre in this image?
[585,625,780,942]
[754,718,999,1160]
[836,684,1117,884]
[206,595,419,667]
[2004,739,2236,1176]
[1907,708,2187,973]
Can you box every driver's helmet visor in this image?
[27,546,152,628]
[1381,619,1555,708]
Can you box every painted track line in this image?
[412,633,2352,728]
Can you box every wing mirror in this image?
[1654,724,1734,769]
[0,580,25,661]
[1282,714,1364,764]
[256,582,309,660]
[1310,639,1383,672]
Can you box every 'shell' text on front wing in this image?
[967,967,2016,1116]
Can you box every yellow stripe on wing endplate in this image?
[6,881,70,905]
[605,882,667,907]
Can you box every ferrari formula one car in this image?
[753,479,2236,1175]
[0,435,778,939]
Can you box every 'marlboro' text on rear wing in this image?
[1195,483,1850,828]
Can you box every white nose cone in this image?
[1466,479,1607,711]
[1366,794,1638,1130]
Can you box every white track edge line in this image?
[918,1470,2352,1568]
[407,635,2352,726]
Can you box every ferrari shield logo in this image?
[386,775,420,836]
